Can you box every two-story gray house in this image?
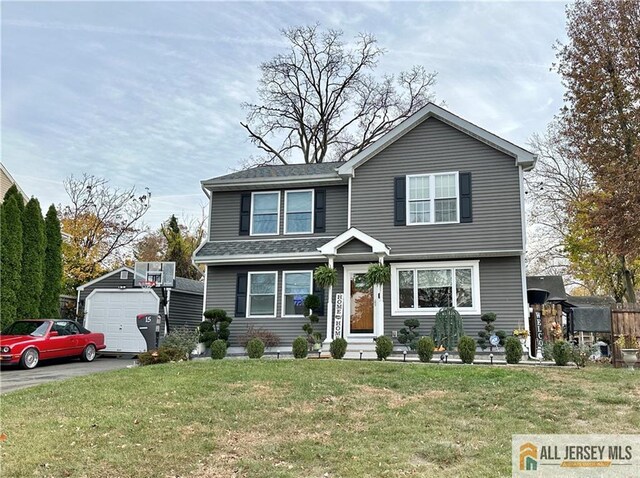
[194,103,536,351]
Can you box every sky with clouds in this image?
[2,1,568,227]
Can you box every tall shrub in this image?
[17,198,45,319]
[0,197,23,328]
[431,307,465,350]
[40,205,63,318]
[3,185,25,213]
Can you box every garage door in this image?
[85,290,159,353]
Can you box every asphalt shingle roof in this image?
[205,162,342,182]
[526,275,567,302]
[173,277,204,294]
[195,238,330,257]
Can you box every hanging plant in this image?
[314,265,337,288]
[364,263,390,287]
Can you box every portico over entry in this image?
[318,228,390,346]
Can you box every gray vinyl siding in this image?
[210,185,348,241]
[78,271,138,316]
[337,239,372,254]
[351,117,523,255]
[382,256,525,341]
[168,291,203,329]
[206,263,343,347]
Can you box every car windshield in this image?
[1,321,50,337]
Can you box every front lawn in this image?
[1,360,639,477]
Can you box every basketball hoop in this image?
[139,280,156,288]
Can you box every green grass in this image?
[1,360,639,477]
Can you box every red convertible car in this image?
[0,320,106,369]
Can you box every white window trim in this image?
[120,270,129,280]
[250,191,281,236]
[281,270,313,318]
[283,189,314,235]
[390,260,480,316]
[246,271,278,318]
[406,171,460,225]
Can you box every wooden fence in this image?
[611,303,640,368]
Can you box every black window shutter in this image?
[313,281,325,316]
[235,273,248,317]
[394,176,406,226]
[459,172,472,223]
[314,189,326,233]
[239,193,251,235]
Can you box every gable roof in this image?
[77,266,204,294]
[77,266,134,291]
[337,102,537,176]
[1,163,29,203]
[318,228,390,256]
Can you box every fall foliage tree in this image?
[555,0,640,302]
[0,196,23,328]
[61,174,150,291]
[40,205,63,318]
[17,198,46,319]
[241,24,437,165]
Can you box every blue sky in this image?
[2,1,567,227]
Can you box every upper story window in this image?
[250,192,280,235]
[407,172,458,225]
[285,190,313,234]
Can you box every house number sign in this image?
[334,293,344,339]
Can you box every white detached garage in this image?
[76,266,204,354]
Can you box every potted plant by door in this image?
[513,329,530,348]
[615,334,639,370]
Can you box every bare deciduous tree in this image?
[61,174,150,289]
[241,24,437,165]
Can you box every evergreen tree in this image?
[3,184,25,213]
[40,205,63,318]
[0,197,23,328]
[17,198,45,319]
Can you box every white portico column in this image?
[376,254,385,336]
[323,255,335,345]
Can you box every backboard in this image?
[134,261,176,288]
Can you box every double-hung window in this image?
[392,261,479,315]
[251,192,280,235]
[282,271,313,316]
[285,190,313,234]
[407,172,458,224]
[247,272,277,317]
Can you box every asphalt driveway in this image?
[0,357,136,394]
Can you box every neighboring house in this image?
[194,103,537,350]
[76,266,204,353]
[0,162,28,203]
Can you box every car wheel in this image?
[81,344,96,362]
[20,348,39,369]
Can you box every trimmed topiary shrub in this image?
[246,337,265,359]
[552,340,572,366]
[375,335,393,360]
[416,336,435,363]
[398,318,420,350]
[203,308,233,344]
[210,339,227,360]
[504,336,523,364]
[458,336,476,364]
[330,337,348,359]
[292,337,308,359]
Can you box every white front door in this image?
[343,265,377,340]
